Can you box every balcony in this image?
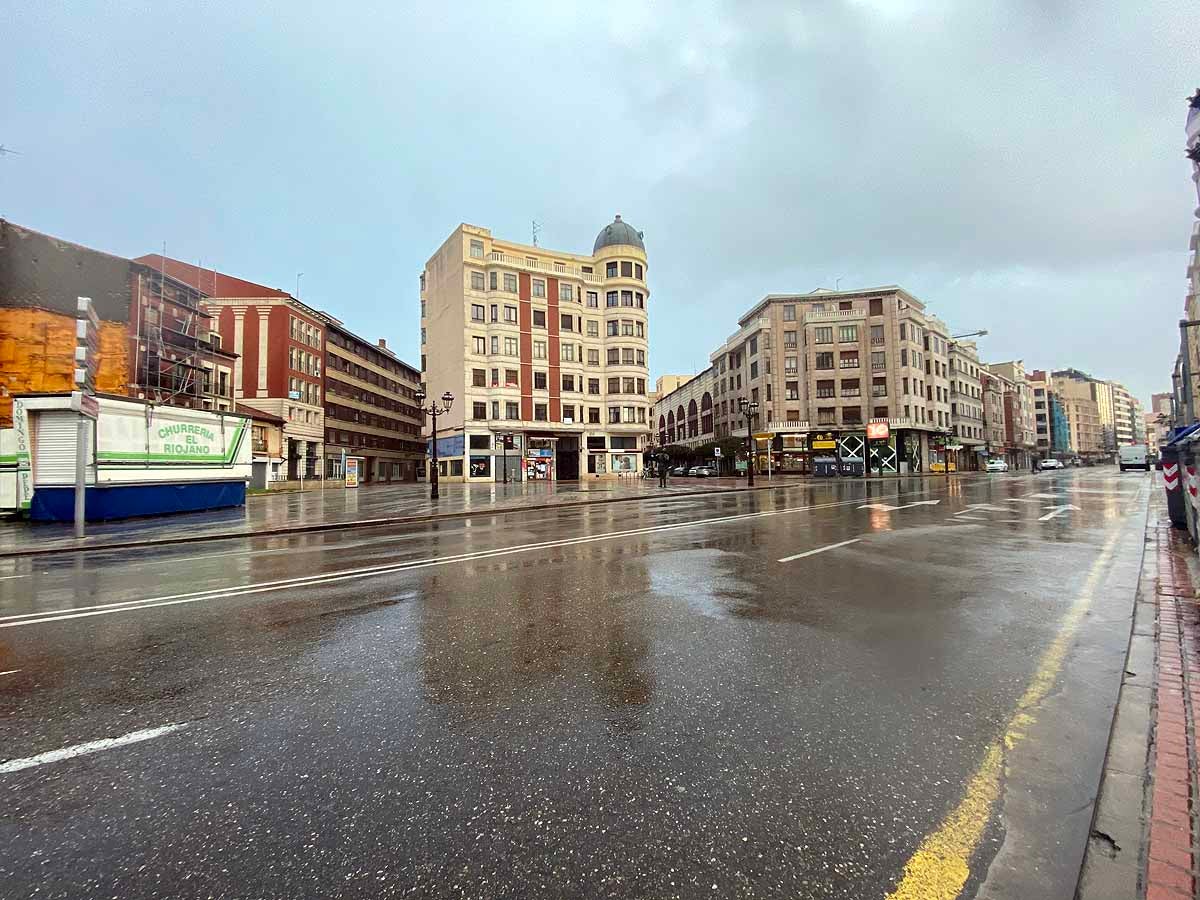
[488,251,605,285]
[767,420,811,431]
[805,308,866,323]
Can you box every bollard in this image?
[1162,445,1188,530]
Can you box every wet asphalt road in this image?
[0,470,1150,899]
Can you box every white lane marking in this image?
[962,504,1009,512]
[0,574,32,581]
[2,491,940,628]
[778,539,861,563]
[858,500,941,511]
[0,723,189,774]
[0,669,21,676]
[950,515,990,521]
[1006,498,1043,503]
[1038,504,1081,521]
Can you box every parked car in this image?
[1039,458,1064,471]
[670,465,689,476]
[690,465,717,477]
[985,458,1009,473]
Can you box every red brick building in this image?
[135,255,328,480]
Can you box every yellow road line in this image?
[885,531,1121,900]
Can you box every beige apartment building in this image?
[981,369,1012,453]
[420,217,650,481]
[949,340,986,467]
[652,367,716,449]
[678,286,965,474]
[1110,382,1137,445]
[1054,372,1104,458]
[986,361,1037,469]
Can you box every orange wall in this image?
[0,308,129,426]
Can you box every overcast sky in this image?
[2,1,1195,404]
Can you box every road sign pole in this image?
[73,410,88,538]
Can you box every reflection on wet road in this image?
[0,470,1150,898]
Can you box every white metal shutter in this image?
[34,412,84,485]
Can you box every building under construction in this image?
[0,219,236,426]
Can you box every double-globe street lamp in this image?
[415,388,454,500]
[738,396,760,487]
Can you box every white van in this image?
[1118,444,1149,472]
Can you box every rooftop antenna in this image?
[835,277,843,290]
[532,220,541,247]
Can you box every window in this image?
[606,291,618,308]
[489,271,497,291]
[841,378,861,398]
[505,368,518,386]
[869,297,883,316]
[784,330,797,349]
[623,377,636,394]
[815,326,833,344]
[750,361,759,379]
[505,401,519,419]
[491,400,500,420]
[588,378,600,394]
[839,324,858,343]
[621,290,633,307]
[559,282,573,301]
[622,320,634,336]
[619,261,632,277]
[504,305,517,323]
[817,407,836,425]
[562,374,575,392]
[587,320,599,337]
[623,406,638,423]
[469,239,484,259]
[471,304,485,322]
[471,271,485,291]
[871,351,886,371]
[472,368,486,387]
[814,352,833,370]
[899,323,907,341]
[561,313,574,331]
[490,304,499,322]
[504,337,519,356]
[636,378,645,394]
[608,406,621,424]
[490,335,499,355]
[608,376,621,394]
[588,407,601,424]
[635,322,644,338]
[606,262,618,278]
[533,340,546,359]
[563,405,576,424]
[783,305,796,321]
[635,263,643,279]
[472,336,486,355]
[533,309,546,327]
[843,407,863,424]
[607,348,620,365]
[534,403,548,421]
[490,367,499,386]
[504,273,518,293]
[874,406,889,418]
[588,349,600,365]
[749,336,758,355]
[532,279,546,298]
[900,348,909,366]
[636,292,644,309]
[622,348,635,365]
[561,343,576,362]
[839,301,853,311]
[586,291,598,308]
[607,321,619,337]
[870,324,884,345]
[472,402,487,420]
[534,371,547,390]
[636,349,645,366]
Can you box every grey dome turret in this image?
[593,214,645,253]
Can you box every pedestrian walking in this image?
[658,453,669,488]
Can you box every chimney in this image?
[377,338,387,350]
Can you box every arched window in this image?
[677,405,687,441]
[658,415,667,446]
[701,393,714,434]
[666,410,676,443]
[687,399,699,438]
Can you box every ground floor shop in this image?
[745,427,940,477]
[425,428,645,483]
[322,446,420,484]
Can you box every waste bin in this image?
[1162,444,1188,529]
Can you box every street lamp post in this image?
[415,388,454,500]
[501,431,511,485]
[738,397,760,487]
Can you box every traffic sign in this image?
[713,447,722,457]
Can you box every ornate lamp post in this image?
[415,388,454,500]
[738,397,760,487]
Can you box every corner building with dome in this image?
[419,217,651,482]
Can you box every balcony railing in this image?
[805,308,867,323]
[488,252,605,285]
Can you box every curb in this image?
[0,470,1000,559]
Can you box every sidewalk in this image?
[1079,493,1199,899]
[0,470,996,558]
